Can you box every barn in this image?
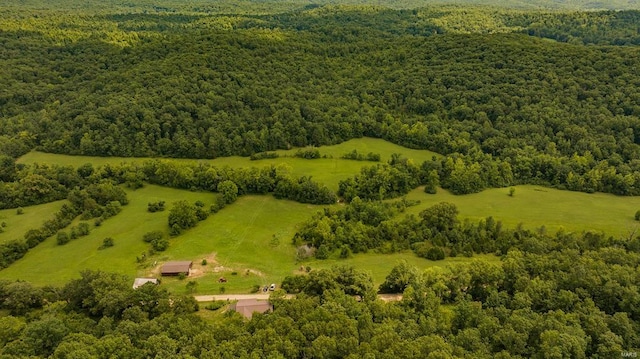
[161,261,193,276]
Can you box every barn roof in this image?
[161,261,193,275]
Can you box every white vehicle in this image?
[269,283,276,291]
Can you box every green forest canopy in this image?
[3,4,640,197]
[0,2,640,358]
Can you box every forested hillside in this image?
[3,5,640,196]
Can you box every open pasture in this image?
[5,139,640,293]
[404,185,640,238]
[0,200,65,244]
[17,138,440,191]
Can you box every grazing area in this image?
[3,137,640,289]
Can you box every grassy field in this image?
[0,185,215,285]
[0,184,494,293]
[17,138,440,191]
[403,185,640,238]
[0,200,66,244]
[5,138,640,293]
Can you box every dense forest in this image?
[2,1,640,357]
[3,5,640,197]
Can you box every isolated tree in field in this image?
[168,201,201,235]
[217,180,238,204]
[635,210,640,221]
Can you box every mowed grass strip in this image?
[403,185,640,238]
[0,200,65,244]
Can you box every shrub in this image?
[16,207,24,215]
[201,259,208,266]
[341,149,381,162]
[99,237,114,250]
[217,181,238,205]
[340,245,353,259]
[315,245,330,259]
[102,201,122,219]
[210,197,226,213]
[294,148,321,159]
[425,247,445,261]
[143,231,163,243]
[76,222,90,237]
[151,238,169,252]
[635,210,640,221]
[56,232,70,245]
[205,300,228,311]
[147,201,166,213]
[250,152,279,160]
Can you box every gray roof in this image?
[133,278,159,289]
[232,299,273,319]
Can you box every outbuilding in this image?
[161,261,193,276]
[231,299,273,319]
[132,278,159,289]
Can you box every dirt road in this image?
[195,293,402,302]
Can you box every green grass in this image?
[403,185,640,238]
[0,185,213,285]
[8,138,640,293]
[17,138,440,191]
[0,184,491,293]
[0,200,65,244]
[158,194,322,294]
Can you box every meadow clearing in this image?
[2,138,638,293]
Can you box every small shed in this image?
[161,261,193,276]
[231,299,273,319]
[133,278,159,289]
